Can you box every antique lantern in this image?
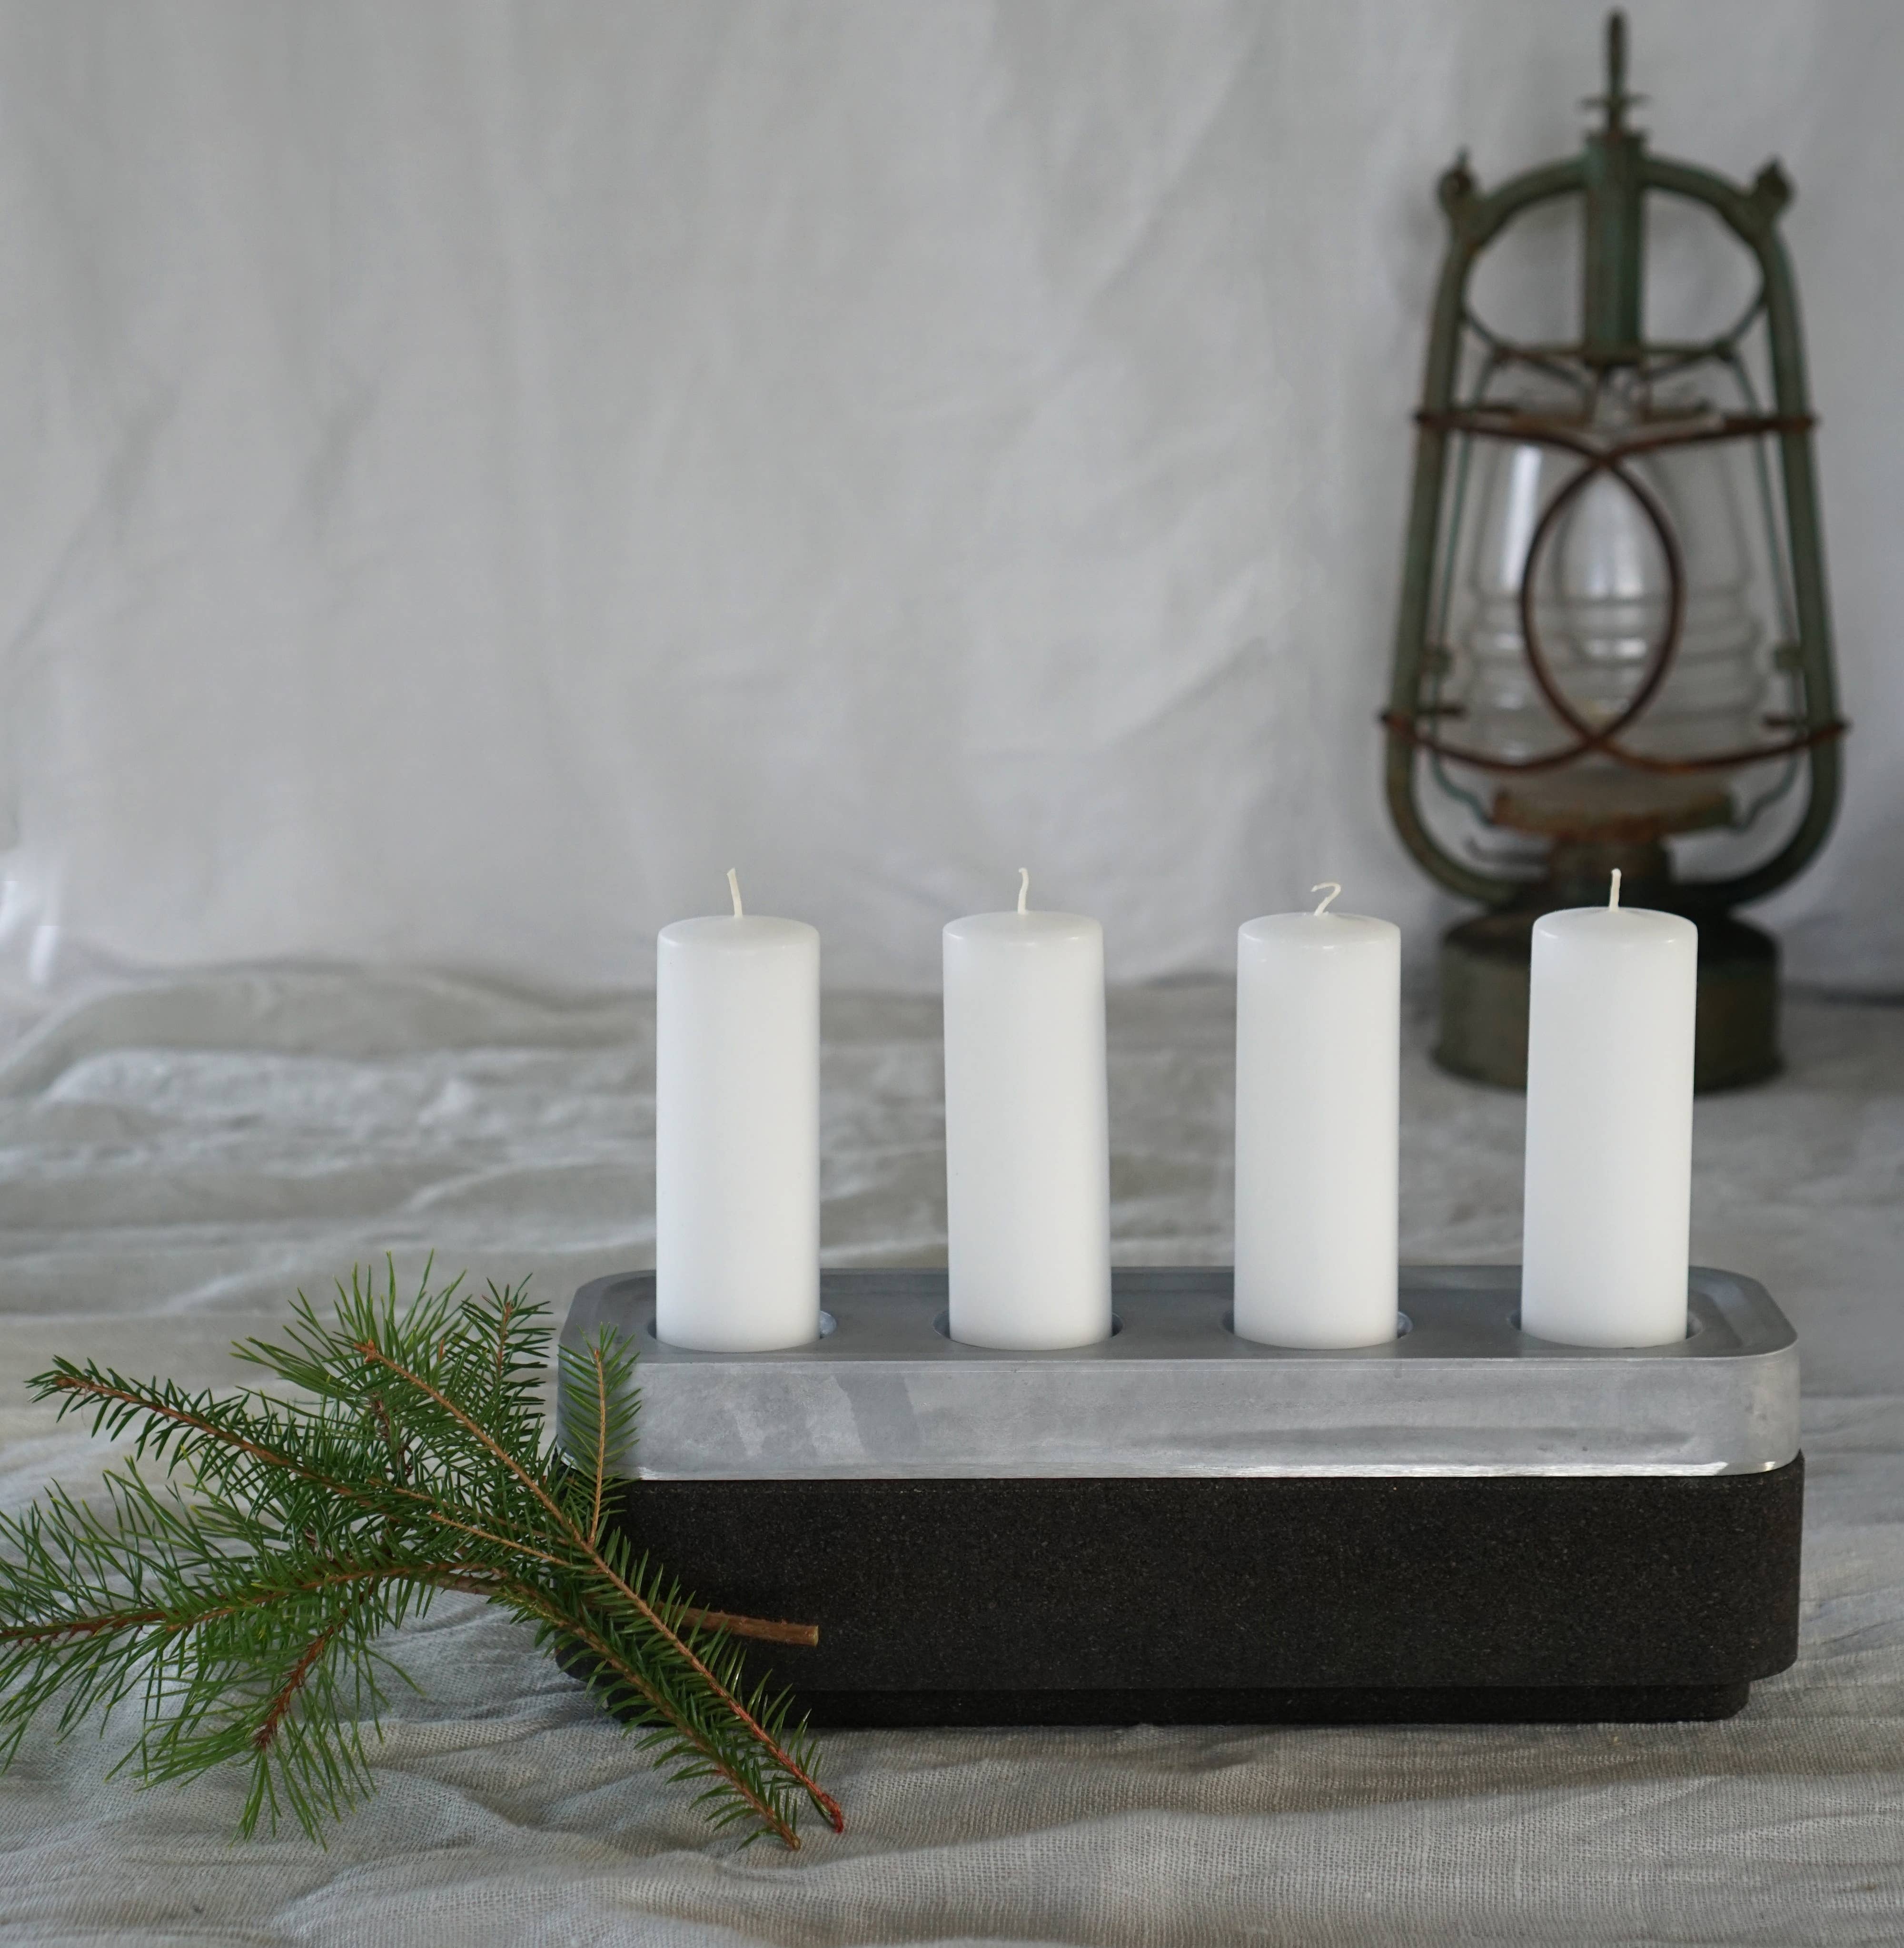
[1384,13,1844,1090]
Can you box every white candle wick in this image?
[727,868,744,919]
[1017,868,1030,915]
[1310,881,1342,917]
[1609,868,1622,911]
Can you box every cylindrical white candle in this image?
[943,872,1111,1350]
[655,871,820,1352]
[1521,872,1696,1348]
[1233,884,1400,1348]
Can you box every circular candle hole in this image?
[932,1311,1121,1345]
[1223,1309,1411,1343]
[1510,1309,1701,1342]
[642,1308,836,1346]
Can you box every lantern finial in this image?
[1585,11,1644,132]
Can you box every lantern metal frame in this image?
[1383,13,1845,913]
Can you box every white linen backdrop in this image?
[0,0,1898,1000]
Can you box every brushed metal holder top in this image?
[560,1266,1798,1482]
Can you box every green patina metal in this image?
[1581,14,1645,366]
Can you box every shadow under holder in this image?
[561,1266,1803,1729]
[1382,10,1846,1093]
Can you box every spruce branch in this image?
[0,1263,842,1849]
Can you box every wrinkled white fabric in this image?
[0,0,1898,999]
[0,969,1897,1944]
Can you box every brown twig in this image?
[46,1375,298,1473]
[44,1374,430,1529]
[253,1613,350,1751]
[678,1608,820,1650]
[0,1609,166,1644]
[2,1562,492,1649]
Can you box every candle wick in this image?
[1017,868,1030,916]
[727,868,744,919]
[1609,868,1622,911]
[1310,881,1342,917]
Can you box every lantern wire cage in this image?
[1384,10,1845,915]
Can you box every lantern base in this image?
[1435,905,1780,1093]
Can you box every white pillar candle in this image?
[1521,871,1696,1348]
[1233,883,1400,1348]
[655,871,820,1352]
[943,871,1111,1350]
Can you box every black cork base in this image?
[589,1460,1803,1727]
[793,1683,1752,1727]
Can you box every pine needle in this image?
[0,1261,842,1849]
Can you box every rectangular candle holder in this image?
[561,1267,1802,1726]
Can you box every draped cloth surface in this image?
[0,970,1898,1945]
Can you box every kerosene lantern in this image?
[1385,13,1845,1090]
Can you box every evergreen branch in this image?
[36,1367,432,1530]
[40,1359,812,1649]
[38,1369,546,1567]
[490,1579,798,1849]
[0,1265,840,1850]
[347,1330,844,1835]
[40,1369,301,1473]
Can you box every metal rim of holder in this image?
[562,1266,1799,1484]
